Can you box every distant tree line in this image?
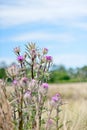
[48,64,87,83]
[0,62,87,83]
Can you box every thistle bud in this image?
[50,93,61,107]
[24,90,32,104]
[14,47,20,54]
[39,83,49,95]
[42,48,48,55]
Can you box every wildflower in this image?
[14,47,20,54]
[24,90,32,104]
[42,83,48,89]
[47,118,53,126]
[45,56,52,62]
[50,93,61,107]
[30,79,36,87]
[28,79,38,92]
[21,77,28,83]
[39,83,49,95]
[52,96,59,102]
[20,77,28,87]
[43,48,48,55]
[24,90,31,99]
[17,55,24,62]
[13,79,18,85]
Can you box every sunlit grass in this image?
[7,82,87,130]
[48,83,87,130]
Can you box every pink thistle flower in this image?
[56,93,60,97]
[50,93,61,107]
[21,77,28,83]
[13,79,18,85]
[24,90,32,104]
[52,96,58,102]
[42,83,48,89]
[17,55,24,62]
[24,90,31,98]
[45,56,52,62]
[40,83,49,95]
[48,119,53,125]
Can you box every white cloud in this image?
[0,57,16,65]
[0,0,87,27]
[54,54,87,67]
[10,31,74,43]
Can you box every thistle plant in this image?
[6,43,63,130]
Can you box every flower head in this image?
[42,83,48,89]
[13,79,18,85]
[21,77,28,83]
[50,93,61,107]
[20,77,28,87]
[24,90,32,104]
[48,119,53,125]
[39,83,49,95]
[14,47,20,54]
[43,48,48,54]
[17,55,24,62]
[45,56,52,62]
[52,96,59,102]
[24,90,31,99]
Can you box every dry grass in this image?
[48,82,87,130]
[0,84,14,130]
[6,82,87,130]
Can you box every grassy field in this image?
[6,82,87,130]
[48,82,87,130]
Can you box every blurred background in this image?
[0,0,87,82]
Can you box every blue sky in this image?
[0,0,87,68]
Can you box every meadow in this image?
[5,82,87,130]
[1,43,87,130]
[48,82,87,130]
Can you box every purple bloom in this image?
[13,80,18,85]
[56,93,60,97]
[50,93,62,107]
[17,55,24,62]
[52,96,58,102]
[45,56,52,62]
[48,119,53,125]
[42,83,48,88]
[24,90,31,99]
[21,77,28,83]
